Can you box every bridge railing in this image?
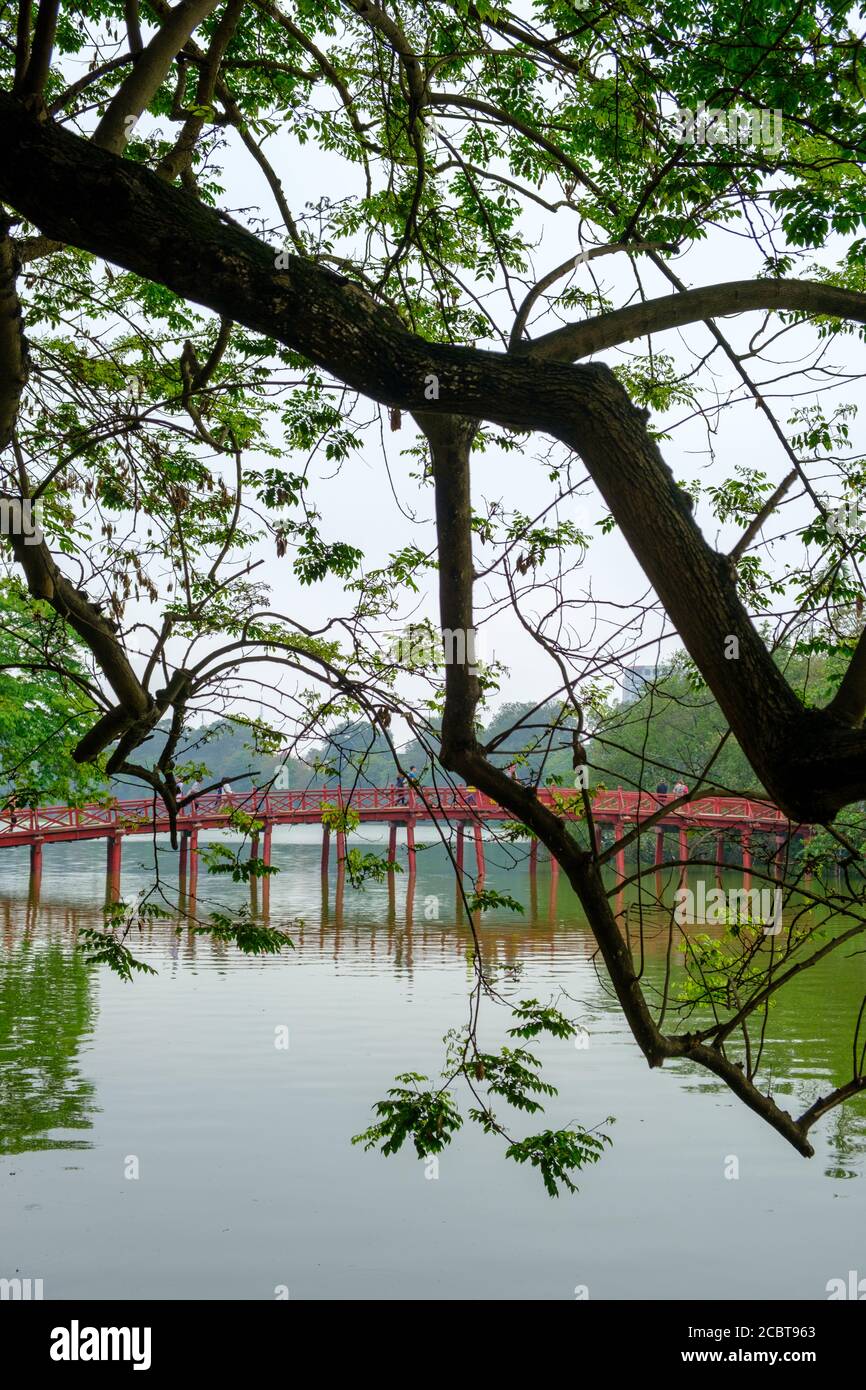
[0,784,793,837]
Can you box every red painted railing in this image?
[0,786,795,849]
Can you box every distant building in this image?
[621,665,658,704]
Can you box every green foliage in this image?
[507,999,578,1041]
[355,999,610,1195]
[344,848,402,888]
[77,928,159,983]
[467,887,525,914]
[503,1127,611,1199]
[320,802,361,833]
[192,908,295,956]
[200,843,279,882]
[352,1074,463,1157]
[0,582,110,805]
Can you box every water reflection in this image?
[0,931,98,1153]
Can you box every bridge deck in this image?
[0,786,798,850]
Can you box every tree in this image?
[3,0,866,1177]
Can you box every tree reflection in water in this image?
[0,908,97,1153]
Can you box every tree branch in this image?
[525,279,866,364]
[92,0,221,154]
[0,219,29,451]
[14,0,59,102]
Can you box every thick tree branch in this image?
[525,279,866,364]
[156,0,244,182]
[826,624,866,725]
[92,0,222,154]
[14,0,59,102]
[0,220,29,451]
[421,408,815,1158]
[509,240,677,352]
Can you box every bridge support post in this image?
[549,853,559,915]
[801,828,813,878]
[529,837,538,878]
[715,832,725,885]
[654,829,664,868]
[321,826,330,876]
[336,830,347,869]
[741,829,752,889]
[179,832,189,896]
[388,823,397,871]
[106,834,123,902]
[614,820,626,879]
[29,839,43,899]
[456,824,464,876]
[188,828,199,903]
[473,824,485,883]
[262,822,272,914]
[406,820,416,879]
[678,826,688,871]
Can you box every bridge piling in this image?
[715,833,725,885]
[529,837,538,878]
[262,823,272,914]
[614,820,626,879]
[654,829,665,868]
[249,829,260,911]
[188,828,199,902]
[179,831,189,895]
[473,824,485,883]
[406,820,416,878]
[29,839,43,898]
[741,829,752,889]
[678,826,688,875]
[388,823,397,871]
[106,834,122,901]
[456,824,464,875]
[321,826,330,876]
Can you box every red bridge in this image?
[0,786,802,901]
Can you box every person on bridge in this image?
[656,781,669,796]
[672,780,690,798]
[395,773,407,805]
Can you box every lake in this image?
[1,826,864,1300]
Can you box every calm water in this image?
[1,827,864,1300]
